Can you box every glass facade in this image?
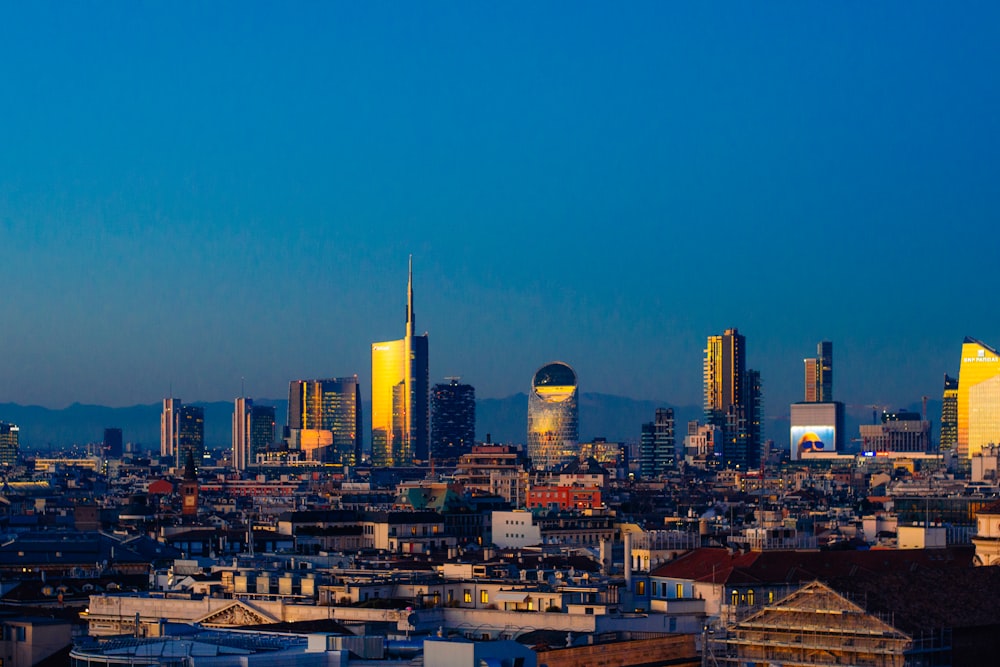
[0,422,19,467]
[370,259,429,467]
[431,379,476,461]
[288,377,361,465]
[940,373,959,452]
[176,405,204,470]
[957,337,1000,458]
[527,361,579,471]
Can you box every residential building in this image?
[527,361,579,471]
[704,328,763,469]
[371,257,429,466]
[941,373,959,452]
[431,378,475,461]
[639,408,675,479]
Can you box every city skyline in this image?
[2,4,998,415]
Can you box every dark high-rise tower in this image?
[103,427,123,458]
[371,257,429,466]
[940,374,959,452]
[639,408,675,479]
[176,405,204,470]
[431,378,476,461]
[804,341,833,402]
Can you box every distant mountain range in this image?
[0,394,939,454]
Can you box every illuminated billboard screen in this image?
[791,425,836,460]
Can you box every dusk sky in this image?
[2,3,998,417]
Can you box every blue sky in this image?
[1,3,998,416]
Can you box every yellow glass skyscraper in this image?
[958,337,1000,459]
[371,258,429,466]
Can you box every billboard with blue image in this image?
[791,425,837,459]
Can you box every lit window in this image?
[481,590,489,604]
[464,590,472,603]
[676,583,684,598]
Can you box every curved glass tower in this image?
[527,361,579,471]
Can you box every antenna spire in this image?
[406,255,415,336]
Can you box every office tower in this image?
[431,378,476,461]
[180,452,199,517]
[371,258,429,466]
[527,361,579,471]
[940,374,959,452]
[161,398,181,458]
[233,398,276,470]
[958,337,1000,459]
[176,404,204,470]
[639,408,676,479]
[704,328,762,469]
[0,422,19,466]
[287,377,361,466]
[804,341,833,402]
[103,427,123,458]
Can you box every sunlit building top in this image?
[527,361,579,471]
[958,337,1000,459]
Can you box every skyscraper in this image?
[103,427,123,458]
[287,377,361,466]
[431,378,476,461]
[161,398,181,459]
[527,361,579,471]
[371,258,429,466]
[0,422,19,467]
[233,398,276,470]
[639,407,675,479]
[957,337,1000,459]
[704,328,762,469]
[940,374,959,452]
[176,404,204,470]
[804,341,833,402]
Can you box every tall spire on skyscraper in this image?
[407,254,415,337]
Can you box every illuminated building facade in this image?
[804,340,833,402]
[527,361,578,471]
[175,404,204,470]
[958,337,1000,459]
[704,329,763,469]
[0,422,19,466]
[233,398,276,470]
[431,378,476,461]
[371,258,429,466]
[160,398,180,458]
[941,374,959,452]
[287,377,361,465]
